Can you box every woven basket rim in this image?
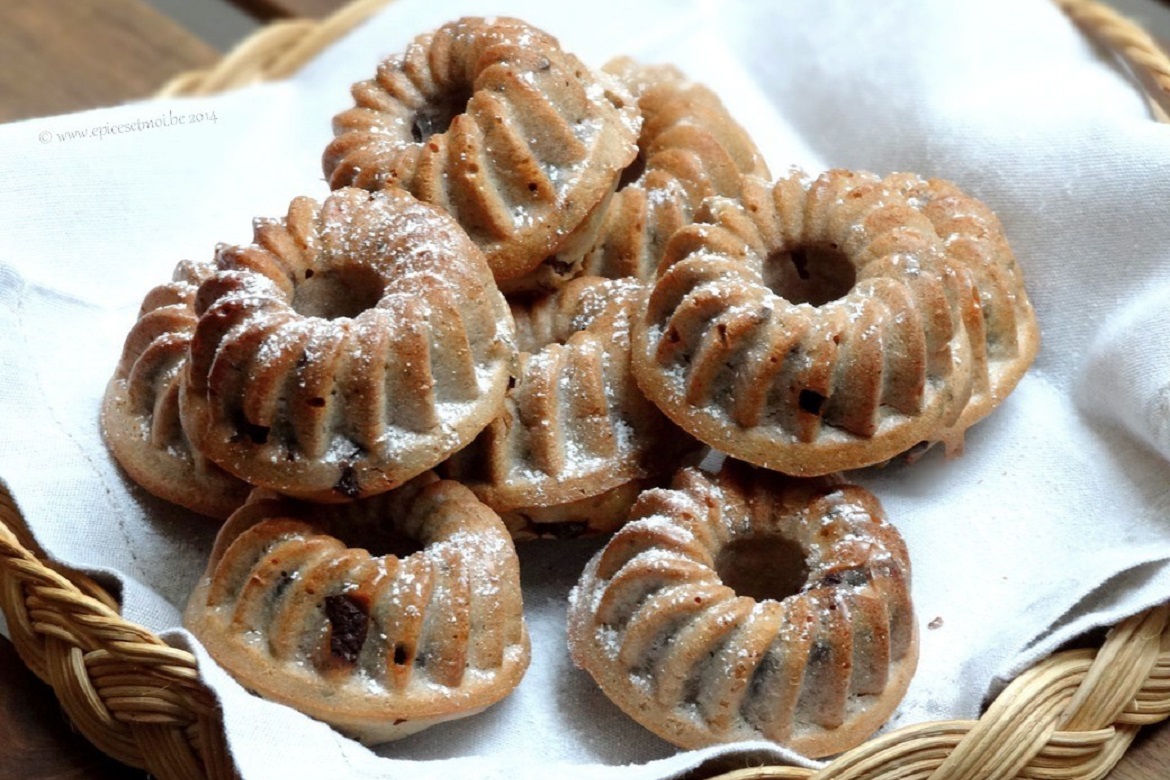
[4,0,1170,778]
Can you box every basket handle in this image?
[0,488,237,779]
[1056,0,1170,121]
[157,0,391,97]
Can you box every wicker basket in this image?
[4,0,1170,777]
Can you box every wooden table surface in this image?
[2,1,1170,778]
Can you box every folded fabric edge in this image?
[988,551,1170,705]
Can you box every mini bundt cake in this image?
[443,276,688,538]
[323,17,642,284]
[180,187,515,502]
[632,169,1037,476]
[578,57,770,282]
[882,173,1040,450]
[567,461,918,757]
[184,472,530,744]
[102,259,249,518]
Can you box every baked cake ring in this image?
[578,57,770,282]
[881,173,1040,451]
[567,461,918,757]
[101,259,249,518]
[444,275,687,538]
[185,472,529,744]
[180,187,514,502]
[632,169,1037,475]
[323,16,641,283]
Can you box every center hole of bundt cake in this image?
[765,244,857,307]
[292,265,384,320]
[411,92,471,144]
[333,521,424,560]
[366,526,425,559]
[715,536,810,603]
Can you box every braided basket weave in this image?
[3,0,1170,777]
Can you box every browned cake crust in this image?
[180,187,514,502]
[631,169,1038,476]
[443,276,690,537]
[567,461,918,757]
[578,57,770,282]
[496,479,649,542]
[184,473,530,744]
[889,175,1040,451]
[323,17,641,283]
[101,259,249,518]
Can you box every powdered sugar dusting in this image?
[568,465,913,745]
[187,188,511,496]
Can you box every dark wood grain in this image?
[1107,724,1170,780]
[0,0,219,123]
[225,0,346,21]
[0,634,147,780]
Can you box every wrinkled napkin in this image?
[3,0,1170,778]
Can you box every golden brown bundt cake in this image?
[632,169,1037,476]
[180,187,515,502]
[184,472,530,744]
[881,173,1040,451]
[443,276,689,538]
[567,461,918,757]
[323,17,641,284]
[578,57,770,282]
[101,259,249,518]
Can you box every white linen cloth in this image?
[3,0,1170,777]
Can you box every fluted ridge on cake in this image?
[444,276,683,530]
[632,169,1015,475]
[567,462,917,756]
[580,58,770,282]
[323,17,641,282]
[185,473,529,743]
[101,259,249,518]
[881,173,1039,449]
[180,187,514,502]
